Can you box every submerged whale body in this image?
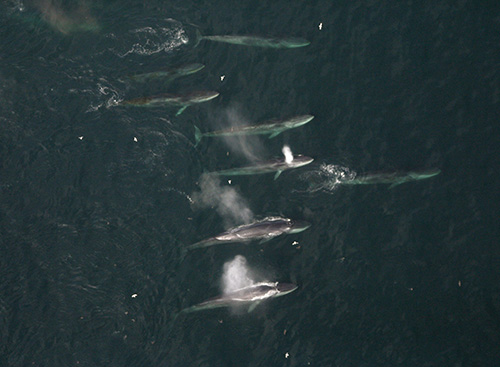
[185,216,311,252]
[127,63,205,83]
[342,168,441,188]
[194,114,314,146]
[181,282,298,313]
[210,155,314,180]
[118,90,219,115]
[195,30,310,49]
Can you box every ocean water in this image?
[1,1,499,366]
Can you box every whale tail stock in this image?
[194,28,203,48]
[194,125,203,147]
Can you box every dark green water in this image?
[1,1,499,366]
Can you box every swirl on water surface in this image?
[84,79,125,112]
[5,0,25,13]
[298,163,356,193]
[111,19,189,57]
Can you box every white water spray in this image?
[221,255,255,294]
[219,107,264,162]
[282,145,294,164]
[191,174,253,228]
[32,0,100,35]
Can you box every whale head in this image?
[288,219,311,234]
[276,282,298,296]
